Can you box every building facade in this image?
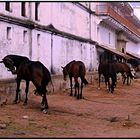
[0,2,140,81]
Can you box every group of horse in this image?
[98,60,135,93]
[0,54,137,113]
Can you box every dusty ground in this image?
[0,78,140,138]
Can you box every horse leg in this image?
[104,77,108,90]
[70,77,73,96]
[74,83,77,97]
[80,79,83,99]
[41,88,47,107]
[74,78,79,99]
[23,80,29,105]
[108,78,111,92]
[110,77,114,93]
[42,91,49,114]
[122,73,126,85]
[105,81,108,90]
[127,75,129,85]
[76,83,80,99]
[13,78,21,104]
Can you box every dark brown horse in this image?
[61,60,88,99]
[0,54,52,113]
[114,62,134,85]
[98,61,117,93]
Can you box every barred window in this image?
[5,2,11,12]
[7,27,12,40]
[35,2,40,21]
[21,2,26,17]
[37,34,40,46]
[23,30,27,43]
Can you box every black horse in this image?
[61,60,88,99]
[0,54,30,74]
[98,61,117,93]
[0,54,52,113]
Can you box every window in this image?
[5,2,11,12]
[21,2,26,17]
[35,2,40,21]
[37,34,40,46]
[23,30,27,43]
[7,27,12,40]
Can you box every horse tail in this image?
[81,77,88,85]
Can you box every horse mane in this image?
[65,60,76,70]
[5,55,30,67]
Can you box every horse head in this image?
[61,66,68,81]
[2,57,17,74]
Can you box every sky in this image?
[129,2,140,20]
[130,2,140,7]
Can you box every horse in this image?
[61,60,88,99]
[98,61,117,93]
[0,54,52,113]
[133,64,140,72]
[114,62,134,85]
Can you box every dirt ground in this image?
[0,78,140,138]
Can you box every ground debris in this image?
[13,131,26,135]
[0,123,7,129]
[0,99,8,106]
[105,116,121,123]
[22,115,29,119]
[122,121,137,128]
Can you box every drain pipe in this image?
[51,33,55,74]
[29,2,32,59]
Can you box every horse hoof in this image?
[42,109,48,114]
[13,101,18,104]
[80,96,83,99]
[41,108,44,111]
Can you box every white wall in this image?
[52,35,97,74]
[1,2,140,81]
[0,2,30,20]
[97,24,116,49]
[126,40,140,54]
[50,3,90,38]
[0,22,30,79]
[31,30,52,71]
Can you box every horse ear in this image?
[61,66,64,69]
